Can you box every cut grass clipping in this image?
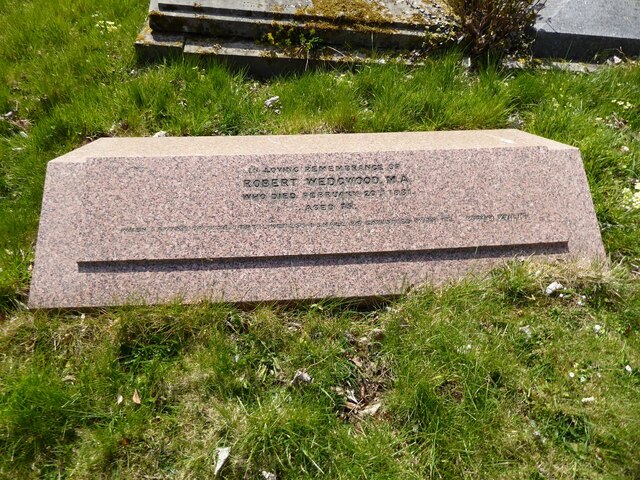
[1,0,639,478]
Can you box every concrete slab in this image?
[137,0,457,71]
[147,0,450,50]
[135,23,185,62]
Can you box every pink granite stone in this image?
[29,130,605,308]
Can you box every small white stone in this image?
[519,325,532,338]
[291,369,313,385]
[532,429,546,444]
[545,281,564,295]
[625,365,633,374]
[153,130,167,138]
[264,96,280,108]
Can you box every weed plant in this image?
[0,0,639,478]
[448,0,545,55]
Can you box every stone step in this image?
[135,24,419,77]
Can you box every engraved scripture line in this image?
[77,242,569,274]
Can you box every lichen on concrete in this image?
[303,0,394,25]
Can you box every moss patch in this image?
[303,0,394,25]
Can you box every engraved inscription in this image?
[118,211,530,235]
[115,160,534,235]
[81,150,568,263]
[242,162,412,212]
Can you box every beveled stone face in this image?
[80,150,567,263]
[29,130,605,308]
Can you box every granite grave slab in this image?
[29,130,605,309]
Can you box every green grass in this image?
[2,267,639,478]
[1,0,639,478]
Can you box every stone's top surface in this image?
[30,130,605,308]
[55,130,575,164]
[536,0,640,39]
[156,0,315,16]
[153,0,298,16]
[151,0,441,24]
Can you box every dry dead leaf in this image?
[214,447,231,476]
[345,389,360,404]
[132,389,141,404]
[359,401,382,417]
[344,401,360,411]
